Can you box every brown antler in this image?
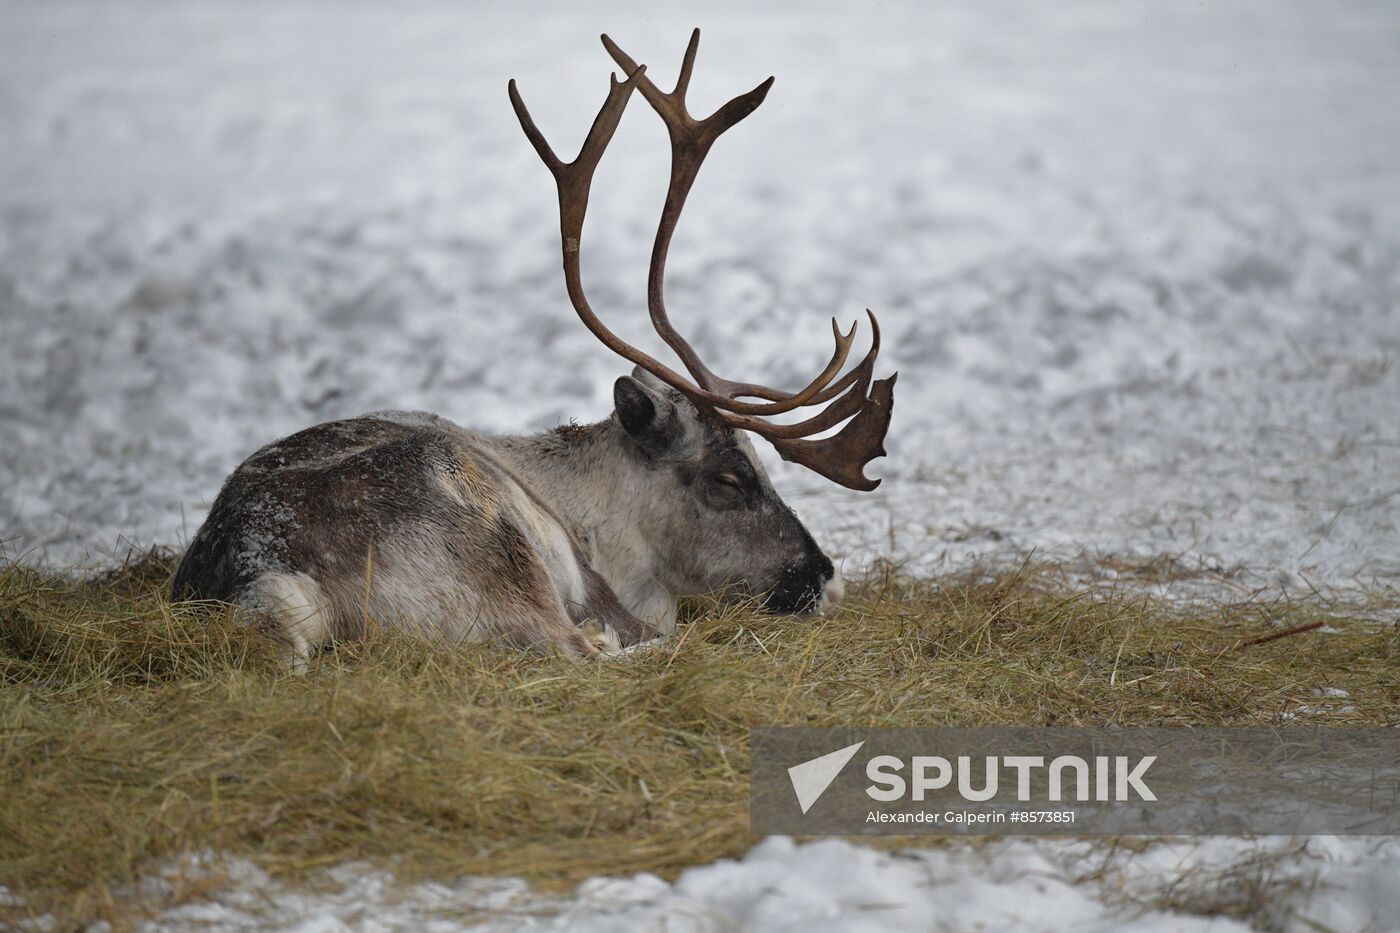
[509,30,896,490]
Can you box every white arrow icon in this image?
[787,741,865,814]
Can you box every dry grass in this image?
[1,550,1397,928]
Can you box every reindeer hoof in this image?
[581,618,623,658]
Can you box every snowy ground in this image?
[102,835,1400,933]
[3,0,1397,589]
[3,0,1399,929]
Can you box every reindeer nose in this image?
[819,568,845,614]
[762,548,838,615]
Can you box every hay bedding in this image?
[2,550,1394,927]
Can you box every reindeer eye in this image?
[715,472,743,490]
[703,472,746,510]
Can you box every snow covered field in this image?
[3,0,1399,929]
[3,0,1397,589]
[120,835,1400,933]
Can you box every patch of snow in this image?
[1,0,1397,597]
[104,836,1400,932]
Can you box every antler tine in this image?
[770,374,898,491]
[508,67,697,397]
[720,311,885,437]
[712,318,856,403]
[508,69,642,252]
[672,25,700,102]
[509,63,857,419]
[603,31,870,418]
[697,312,894,489]
[603,31,896,488]
[514,35,896,491]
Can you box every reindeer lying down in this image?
[171,31,896,661]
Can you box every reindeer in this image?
[171,30,896,661]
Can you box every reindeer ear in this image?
[614,374,678,455]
